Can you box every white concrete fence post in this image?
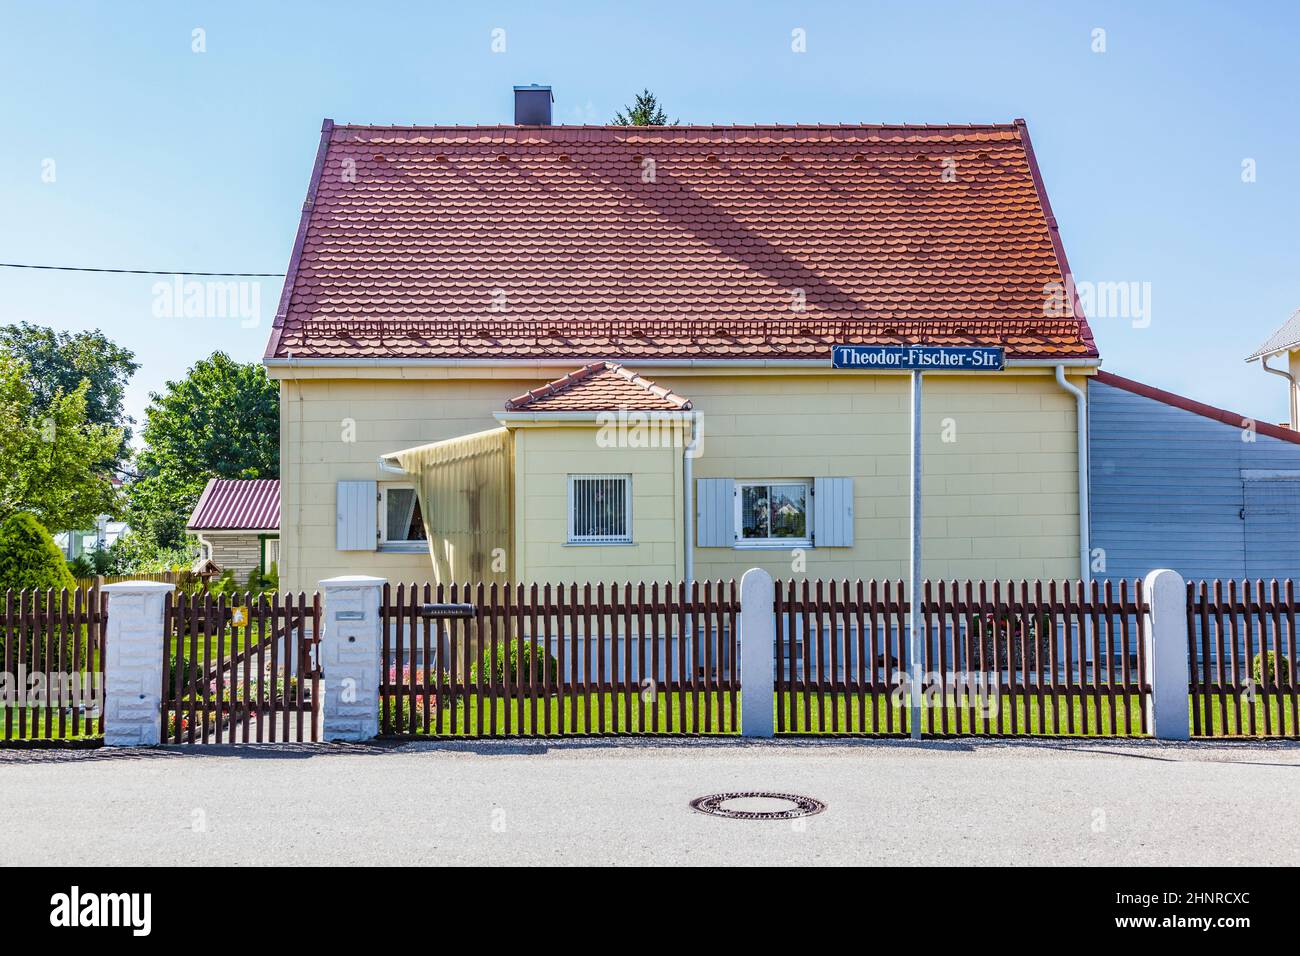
[103,581,173,747]
[739,567,775,737]
[1142,568,1191,740]
[319,575,386,742]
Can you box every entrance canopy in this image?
[381,428,514,583]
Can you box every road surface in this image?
[2,738,1297,866]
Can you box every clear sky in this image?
[3,0,1298,434]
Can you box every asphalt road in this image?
[2,738,1297,866]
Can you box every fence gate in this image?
[162,591,321,744]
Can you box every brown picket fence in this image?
[775,579,1150,737]
[379,581,739,737]
[1187,580,1300,738]
[0,588,107,742]
[161,591,321,744]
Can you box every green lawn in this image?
[1190,693,1300,738]
[168,622,269,662]
[5,688,1296,743]
[0,707,101,741]
[378,690,1300,739]
[380,690,740,736]
[376,690,1152,737]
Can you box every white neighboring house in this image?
[186,478,280,580]
[55,516,128,562]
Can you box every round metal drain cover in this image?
[689,791,825,821]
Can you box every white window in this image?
[263,537,280,571]
[567,474,632,544]
[735,480,812,547]
[380,484,426,550]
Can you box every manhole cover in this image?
[689,791,825,821]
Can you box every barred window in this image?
[568,474,632,544]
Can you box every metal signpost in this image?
[833,345,1006,739]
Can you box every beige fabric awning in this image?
[382,428,514,584]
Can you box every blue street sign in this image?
[831,345,1005,371]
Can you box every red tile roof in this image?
[186,479,280,531]
[266,121,1096,362]
[505,362,692,412]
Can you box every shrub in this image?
[1253,651,1293,688]
[167,654,199,694]
[68,548,113,579]
[244,563,277,596]
[207,569,240,599]
[262,561,279,593]
[971,611,1054,673]
[470,640,560,686]
[0,513,76,594]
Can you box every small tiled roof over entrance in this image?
[265,121,1098,363]
[186,479,280,531]
[504,363,692,412]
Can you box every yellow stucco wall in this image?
[512,424,685,584]
[666,370,1081,583]
[275,372,547,592]
[270,366,1085,591]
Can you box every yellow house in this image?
[264,93,1100,593]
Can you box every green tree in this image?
[612,89,677,126]
[0,322,138,462]
[0,513,77,593]
[127,352,278,552]
[0,351,123,533]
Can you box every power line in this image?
[0,262,284,277]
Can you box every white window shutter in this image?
[336,480,378,551]
[813,477,854,547]
[695,478,734,547]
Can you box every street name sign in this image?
[831,345,1005,371]
[829,342,1006,738]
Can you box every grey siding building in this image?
[1089,371,1300,584]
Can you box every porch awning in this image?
[381,428,514,584]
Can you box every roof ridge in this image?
[605,364,691,409]
[504,362,692,412]
[332,122,1024,132]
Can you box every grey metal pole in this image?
[909,369,923,740]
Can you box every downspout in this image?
[683,412,700,583]
[1054,366,1090,583]
[1259,355,1298,429]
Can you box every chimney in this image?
[513,84,553,125]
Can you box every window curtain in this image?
[385,427,514,584]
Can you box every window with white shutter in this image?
[567,474,632,544]
[335,480,378,551]
[813,476,854,547]
[695,478,735,547]
[734,479,812,547]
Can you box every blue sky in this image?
[3,0,1298,433]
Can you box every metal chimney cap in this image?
[513,84,554,125]
[513,84,554,100]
